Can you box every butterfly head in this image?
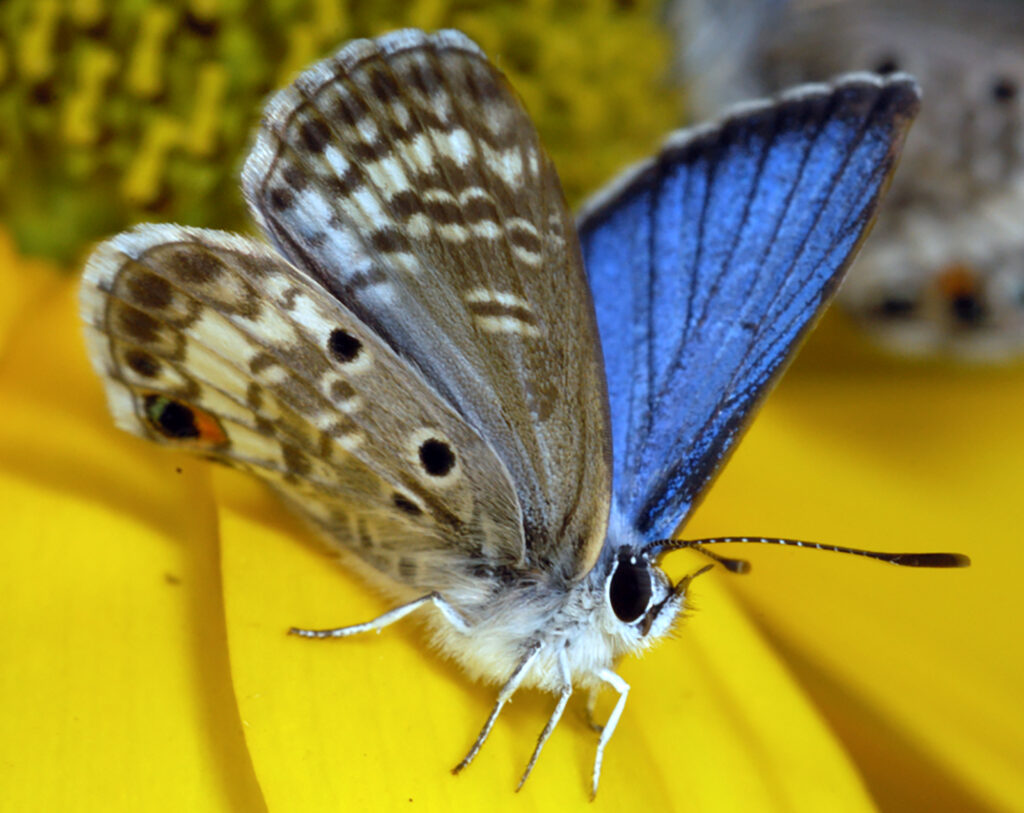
[605,550,680,641]
[596,545,715,655]
[581,509,714,658]
[595,530,970,657]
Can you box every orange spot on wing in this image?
[937,263,979,299]
[192,406,228,446]
[141,391,229,448]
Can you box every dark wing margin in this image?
[577,73,920,540]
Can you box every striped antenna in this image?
[645,537,971,573]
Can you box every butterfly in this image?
[79,28,968,798]
[671,0,1024,360]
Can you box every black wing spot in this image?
[173,247,227,283]
[369,227,411,253]
[125,270,172,309]
[282,443,311,476]
[419,438,456,477]
[118,306,160,343]
[299,118,330,153]
[328,329,362,363]
[392,493,423,516]
[333,93,368,126]
[281,164,309,192]
[951,293,987,325]
[877,295,917,319]
[369,68,400,102]
[992,76,1018,103]
[126,350,161,378]
[269,186,294,211]
[144,395,199,439]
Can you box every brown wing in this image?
[80,224,527,588]
[242,30,611,581]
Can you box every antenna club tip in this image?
[897,552,972,568]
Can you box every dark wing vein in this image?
[578,74,919,540]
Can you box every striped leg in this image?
[453,641,543,775]
[516,648,573,791]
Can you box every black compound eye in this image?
[609,555,653,623]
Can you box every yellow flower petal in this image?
[0,230,62,351]
[217,470,874,810]
[0,271,263,811]
[5,247,998,810]
[686,319,1024,811]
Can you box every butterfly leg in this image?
[289,591,470,638]
[515,647,573,791]
[585,686,604,732]
[590,668,630,800]
[452,640,543,776]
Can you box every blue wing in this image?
[577,74,919,541]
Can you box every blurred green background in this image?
[0,0,681,265]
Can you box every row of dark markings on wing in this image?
[255,39,549,307]
[250,40,562,500]
[463,288,542,336]
[295,44,544,348]
[105,248,373,483]
[250,35,607,573]
[109,287,383,503]
[629,84,901,534]
[90,239,480,545]
[88,236,527,590]
[106,300,371,503]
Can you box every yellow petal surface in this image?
[0,230,62,352]
[5,246,1016,811]
[0,270,264,811]
[686,317,1024,811]
[218,474,874,810]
